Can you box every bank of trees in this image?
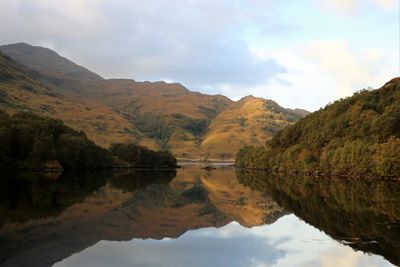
[0,110,178,170]
[236,78,400,178]
[0,110,112,170]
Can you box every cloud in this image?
[55,222,287,267]
[301,245,393,267]
[0,0,397,111]
[247,39,396,111]
[302,40,396,95]
[0,0,287,91]
[319,0,397,15]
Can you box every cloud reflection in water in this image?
[55,215,394,267]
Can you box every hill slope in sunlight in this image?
[0,43,308,158]
[0,51,158,149]
[201,96,308,158]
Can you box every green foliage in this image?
[133,113,172,146]
[172,113,210,137]
[236,146,268,170]
[109,143,177,169]
[236,79,400,178]
[0,110,112,170]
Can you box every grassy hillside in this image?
[0,51,158,149]
[201,96,307,158]
[79,79,233,156]
[237,78,400,178]
[0,43,307,159]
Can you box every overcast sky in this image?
[0,0,398,110]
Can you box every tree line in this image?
[0,110,177,170]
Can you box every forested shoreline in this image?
[236,78,400,179]
[0,110,177,171]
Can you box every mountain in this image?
[0,43,308,159]
[236,78,400,178]
[0,43,102,82]
[0,51,158,149]
[200,96,306,158]
[77,79,234,156]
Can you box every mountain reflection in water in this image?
[0,166,399,267]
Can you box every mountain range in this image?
[0,43,308,159]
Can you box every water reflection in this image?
[0,171,110,225]
[0,167,283,267]
[0,167,398,267]
[237,171,400,266]
[55,216,392,267]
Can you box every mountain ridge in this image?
[0,43,309,158]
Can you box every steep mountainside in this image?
[237,78,400,178]
[0,43,308,158]
[0,51,157,149]
[0,43,102,82]
[201,96,307,158]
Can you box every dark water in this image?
[0,166,399,267]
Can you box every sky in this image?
[0,0,398,110]
[55,215,394,267]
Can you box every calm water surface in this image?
[0,166,399,267]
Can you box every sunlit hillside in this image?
[0,43,308,159]
[0,52,158,149]
[201,96,308,158]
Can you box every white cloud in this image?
[244,39,396,111]
[302,40,396,94]
[0,0,397,111]
[321,0,358,15]
[319,0,397,14]
[0,0,287,89]
[375,0,397,10]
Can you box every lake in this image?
[0,166,399,267]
